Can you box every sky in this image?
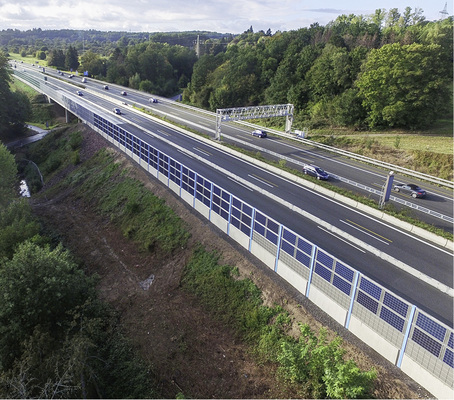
[0,0,451,34]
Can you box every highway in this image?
[12,63,454,327]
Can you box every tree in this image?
[47,49,65,69]
[36,50,46,60]
[65,45,79,71]
[0,143,17,208]
[0,200,41,259]
[80,50,105,76]
[356,43,452,128]
[0,52,31,140]
[0,241,96,370]
[306,44,351,100]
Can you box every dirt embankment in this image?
[30,123,433,399]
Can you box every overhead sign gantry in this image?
[215,103,294,140]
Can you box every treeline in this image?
[184,10,453,129]
[1,28,230,58]
[0,53,31,137]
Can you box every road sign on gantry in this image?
[215,104,294,140]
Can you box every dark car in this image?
[113,108,121,115]
[104,85,109,90]
[76,90,83,96]
[251,129,267,138]
[303,165,329,180]
[121,91,127,96]
[393,183,426,198]
[149,97,158,103]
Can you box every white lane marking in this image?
[340,220,390,245]
[193,147,211,156]
[318,226,366,253]
[177,149,193,158]
[248,174,274,188]
[228,176,254,191]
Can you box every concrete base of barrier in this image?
[250,241,275,270]
[156,172,167,186]
[401,355,454,399]
[168,180,180,196]
[308,285,348,326]
[211,212,228,234]
[181,190,194,207]
[276,260,308,296]
[228,224,250,249]
[194,199,210,220]
[349,315,400,364]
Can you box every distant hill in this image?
[0,28,234,50]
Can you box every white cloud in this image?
[0,0,448,33]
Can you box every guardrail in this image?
[158,98,454,189]
[13,69,454,399]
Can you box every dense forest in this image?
[2,8,453,129]
[182,12,453,130]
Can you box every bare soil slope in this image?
[30,124,432,399]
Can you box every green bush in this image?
[278,324,376,398]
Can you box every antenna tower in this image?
[440,2,449,19]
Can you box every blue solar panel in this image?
[282,228,297,245]
[335,262,354,282]
[412,327,442,357]
[443,349,453,368]
[356,291,379,314]
[232,197,241,209]
[281,240,295,256]
[359,277,382,300]
[222,190,230,202]
[267,219,279,234]
[383,292,409,318]
[242,202,253,217]
[295,250,310,267]
[297,238,313,256]
[416,313,446,342]
[332,275,352,295]
[380,307,405,332]
[266,229,278,245]
[315,263,332,282]
[213,185,221,196]
[254,221,265,236]
[255,211,266,225]
[231,207,240,218]
[316,250,334,269]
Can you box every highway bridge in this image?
[10,61,454,398]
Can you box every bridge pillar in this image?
[65,109,70,123]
